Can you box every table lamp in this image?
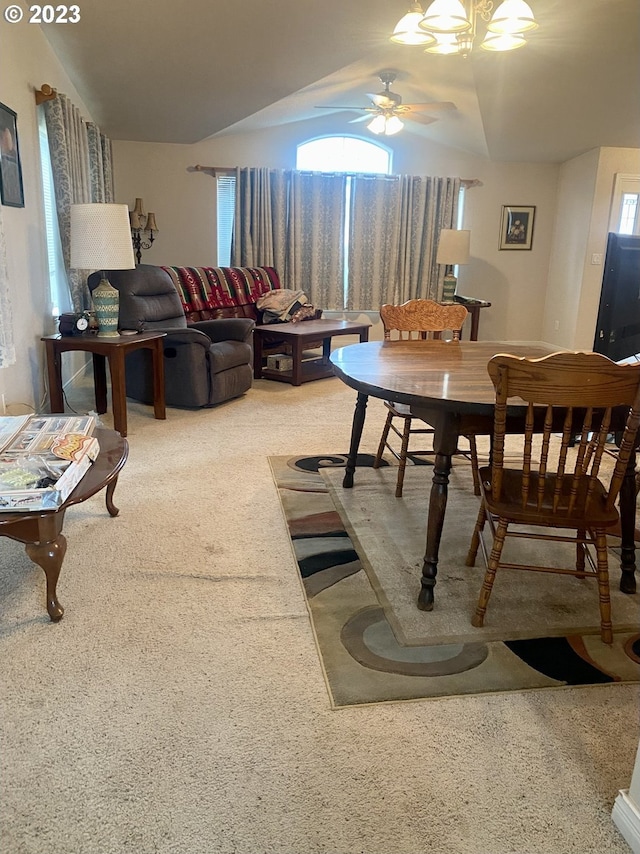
[70,203,135,337]
[436,229,470,303]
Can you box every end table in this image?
[42,332,167,437]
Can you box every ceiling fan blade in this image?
[314,105,374,112]
[348,115,374,124]
[400,101,456,111]
[405,113,439,127]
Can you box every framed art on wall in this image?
[499,205,535,250]
[0,102,24,208]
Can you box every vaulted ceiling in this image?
[41,0,640,162]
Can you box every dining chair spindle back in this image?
[466,350,640,644]
[373,299,480,497]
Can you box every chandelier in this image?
[391,0,537,55]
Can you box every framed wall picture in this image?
[0,102,24,208]
[499,205,535,250]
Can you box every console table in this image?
[453,295,492,341]
[0,428,128,621]
[42,332,167,437]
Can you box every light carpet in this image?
[1,376,639,854]
[271,453,640,708]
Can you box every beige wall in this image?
[113,115,561,342]
[542,146,640,351]
[0,17,94,411]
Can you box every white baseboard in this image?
[612,789,640,853]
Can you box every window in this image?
[296,137,392,308]
[296,136,392,174]
[215,137,392,266]
[216,174,235,267]
[610,173,640,236]
[38,110,71,316]
[619,193,639,235]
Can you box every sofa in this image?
[161,265,283,323]
[162,264,322,355]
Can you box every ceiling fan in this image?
[314,71,455,136]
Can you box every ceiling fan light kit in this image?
[391,0,537,54]
[314,72,455,137]
[368,114,404,136]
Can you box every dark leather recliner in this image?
[88,265,254,408]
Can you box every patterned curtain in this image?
[42,94,115,311]
[231,167,288,272]
[288,171,346,310]
[397,175,460,303]
[231,168,346,309]
[347,174,403,310]
[0,203,15,368]
[348,174,460,309]
[230,167,460,311]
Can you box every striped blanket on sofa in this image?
[162,266,282,323]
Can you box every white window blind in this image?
[38,110,71,316]
[216,175,236,266]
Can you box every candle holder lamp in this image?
[129,198,159,265]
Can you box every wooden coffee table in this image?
[253,319,370,386]
[0,428,128,621]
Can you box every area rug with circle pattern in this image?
[270,453,640,708]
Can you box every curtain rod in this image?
[192,165,480,187]
[35,84,57,105]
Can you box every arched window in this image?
[296,136,392,175]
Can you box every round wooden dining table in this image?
[330,339,638,610]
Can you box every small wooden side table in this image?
[42,332,167,437]
[453,295,492,341]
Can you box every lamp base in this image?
[92,276,120,337]
[442,272,457,304]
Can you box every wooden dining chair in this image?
[373,299,481,497]
[465,350,640,644]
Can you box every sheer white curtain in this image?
[0,203,15,369]
[42,94,114,311]
[348,174,460,309]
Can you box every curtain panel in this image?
[231,167,461,312]
[398,175,461,303]
[347,174,402,311]
[42,94,115,311]
[232,168,347,309]
[288,171,346,310]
